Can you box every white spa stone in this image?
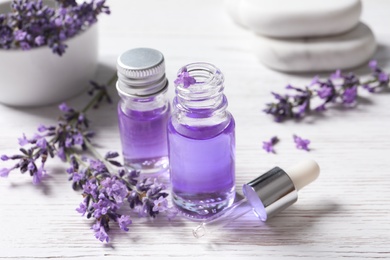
[226,0,362,38]
[253,23,376,72]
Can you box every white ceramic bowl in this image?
[0,1,98,107]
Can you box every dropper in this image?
[193,159,320,238]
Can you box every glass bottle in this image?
[168,62,236,220]
[116,48,170,175]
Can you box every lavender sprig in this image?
[293,134,310,151]
[174,67,196,88]
[262,136,279,153]
[1,75,177,242]
[263,61,390,122]
[70,152,171,242]
[0,0,110,55]
[0,75,115,183]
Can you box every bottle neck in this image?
[119,90,168,112]
[116,75,168,99]
[171,63,233,139]
[175,63,225,111]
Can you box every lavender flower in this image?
[0,168,11,177]
[0,0,110,55]
[293,135,311,151]
[174,67,196,88]
[127,177,169,218]
[72,155,171,242]
[264,61,390,122]
[369,60,390,87]
[117,215,132,232]
[262,136,279,153]
[76,201,87,216]
[101,177,128,204]
[32,165,46,185]
[1,75,176,243]
[342,86,358,105]
[92,221,109,243]
[152,196,169,212]
[0,77,115,185]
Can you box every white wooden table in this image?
[1,0,390,259]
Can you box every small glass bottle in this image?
[116,48,170,175]
[168,62,236,219]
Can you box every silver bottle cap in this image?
[243,167,298,221]
[242,160,320,221]
[116,48,168,97]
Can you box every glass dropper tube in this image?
[192,160,321,238]
[193,198,253,238]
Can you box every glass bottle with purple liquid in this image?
[168,62,236,220]
[116,48,170,175]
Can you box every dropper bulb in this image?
[285,159,320,191]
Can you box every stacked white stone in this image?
[226,0,376,72]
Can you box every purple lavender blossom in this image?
[0,168,11,177]
[32,165,45,185]
[264,61,390,121]
[362,84,375,93]
[76,202,87,216]
[0,0,110,55]
[92,198,113,218]
[72,168,86,182]
[262,136,279,153]
[378,72,389,85]
[0,76,175,243]
[174,67,196,88]
[293,135,311,151]
[263,92,294,122]
[152,196,168,212]
[127,177,169,218]
[37,125,47,132]
[69,153,170,242]
[342,86,358,105]
[101,177,128,204]
[59,102,72,112]
[92,222,109,243]
[73,133,84,145]
[369,60,378,70]
[83,180,98,199]
[14,30,27,41]
[330,69,342,79]
[34,36,45,46]
[117,215,132,232]
[317,84,334,99]
[309,75,320,86]
[89,159,107,173]
[36,138,48,149]
[18,134,29,146]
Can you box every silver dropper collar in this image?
[116,48,168,97]
[243,167,298,221]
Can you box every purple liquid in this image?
[117,102,170,174]
[168,116,235,219]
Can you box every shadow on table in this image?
[202,200,340,247]
[8,176,52,195]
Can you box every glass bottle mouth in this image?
[175,62,225,100]
[185,62,224,86]
[175,62,226,110]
